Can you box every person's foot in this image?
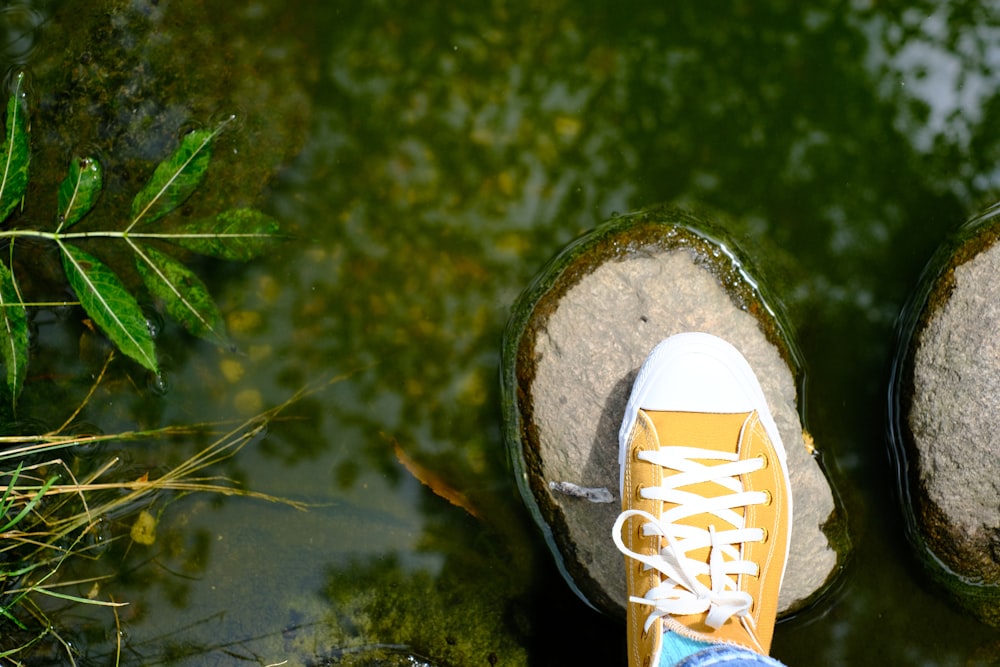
[612,332,793,667]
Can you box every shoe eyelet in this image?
[634,483,646,501]
[761,489,772,506]
[759,527,769,543]
[632,447,643,462]
[757,453,769,469]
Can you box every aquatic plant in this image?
[0,71,290,663]
[0,375,310,664]
[0,72,280,405]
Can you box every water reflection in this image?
[6,0,1000,665]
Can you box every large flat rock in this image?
[501,207,848,619]
[890,203,1000,625]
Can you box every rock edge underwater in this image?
[890,201,1000,627]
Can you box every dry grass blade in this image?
[0,372,348,662]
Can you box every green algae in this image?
[322,554,527,667]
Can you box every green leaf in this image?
[168,208,282,261]
[0,260,27,400]
[129,124,223,228]
[134,242,227,344]
[59,242,158,373]
[0,72,30,223]
[57,156,103,230]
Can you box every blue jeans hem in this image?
[673,645,786,667]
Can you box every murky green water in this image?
[5,1,1000,665]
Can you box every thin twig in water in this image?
[52,350,116,436]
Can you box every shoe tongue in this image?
[653,411,749,456]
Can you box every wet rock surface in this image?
[502,207,847,618]
[892,204,1000,625]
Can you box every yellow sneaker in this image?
[612,333,792,667]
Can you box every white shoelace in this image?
[613,445,767,632]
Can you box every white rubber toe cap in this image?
[618,332,785,489]
[630,333,762,414]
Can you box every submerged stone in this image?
[501,207,847,619]
[890,203,1000,626]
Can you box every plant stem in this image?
[0,229,267,241]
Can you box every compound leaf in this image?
[168,208,281,261]
[134,243,227,344]
[0,260,27,401]
[60,242,158,373]
[0,72,29,224]
[129,122,225,228]
[57,157,103,230]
